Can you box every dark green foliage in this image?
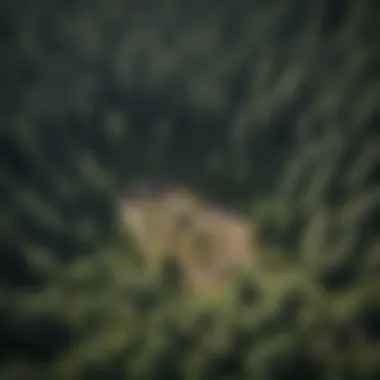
[159,255,185,296]
[130,284,160,315]
[1,0,379,379]
[236,276,263,307]
[0,314,74,363]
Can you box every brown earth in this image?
[117,184,257,292]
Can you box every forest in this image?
[0,0,379,378]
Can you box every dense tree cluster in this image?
[0,0,379,379]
